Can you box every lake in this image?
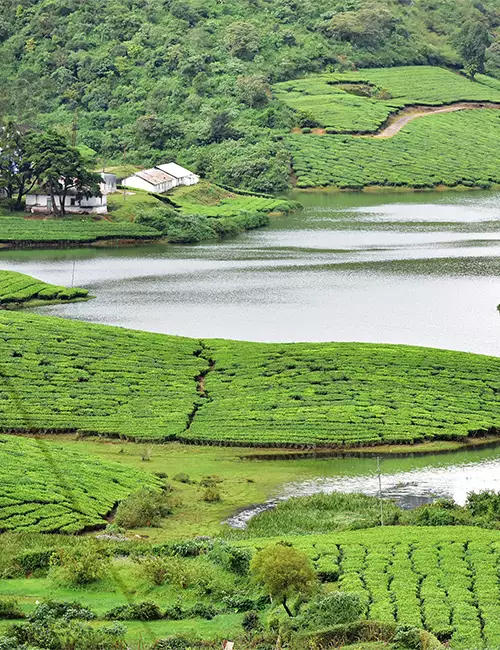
[2,189,500,355]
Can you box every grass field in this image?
[1,311,499,447]
[240,526,500,650]
[170,181,300,218]
[0,270,88,307]
[287,110,500,189]
[274,66,500,133]
[0,435,157,533]
[0,215,161,246]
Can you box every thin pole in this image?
[377,456,384,526]
[71,260,76,288]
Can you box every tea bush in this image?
[114,487,173,529]
[0,270,88,306]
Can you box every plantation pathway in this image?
[372,101,500,138]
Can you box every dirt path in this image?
[372,101,500,138]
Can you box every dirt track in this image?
[372,101,500,138]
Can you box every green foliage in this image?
[0,435,159,533]
[114,487,173,529]
[49,542,110,585]
[0,270,88,306]
[202,487,221,503]
[456,20,491,78]
[27,601,95,623]
[251,544,316,615]
[0,599,24,620]
[0,216,161,245]
[104,601,163,621]
[300,592,363,629]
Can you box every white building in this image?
[25,173,115,215]
[155,163,199,187]
[26,192,108,215]
[121,163,199,193]
[121,168,177,194]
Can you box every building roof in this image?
[133,168,176,186]
[156,163,197,179]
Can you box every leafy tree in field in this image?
[236,75,271,108]
[250,544,316,616]
[27,131,102,217]
[224,21,261,60]
[0,123,38,208]
[456,20,491,78]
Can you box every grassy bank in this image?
[1,311,499,447]
[0,270,89,308]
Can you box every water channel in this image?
[3,189,500,522]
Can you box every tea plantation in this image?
[0,216,161,247]
[0,270,88,306]
[0,435,158,533]
[288,110,500,189]
[240,526,500,650]
[274,66,500,133]
[1,312,500,447]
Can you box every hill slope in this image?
[3,0,500,191]
[1,311,499,447]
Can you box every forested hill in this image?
[2,0,500,191]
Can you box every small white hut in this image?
[121,168,177,194]
[155,163,199,186]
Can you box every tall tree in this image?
[0,123,38,208]
[27,132,102,217]
[456,20,491,79]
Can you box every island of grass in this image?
[275,66,500,189]
[0,270,89,308]
[1,311,499,449]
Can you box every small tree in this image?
[27,131,102,217]
[250,544,316,616]
[0,122,38,208]
[456,20,490,79]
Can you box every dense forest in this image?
[2,0,500,191]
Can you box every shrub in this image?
[189,603,218,620]
[14,549,54,576]
[242,610,262,633]
[105,601,162,621]
[208,543,251,575]
[202,487,221,502]
[199,475,223,488]
[115,487,173,528]
[301,592,363,629]
[137,555,170,586]
[28,600,95,623]
[0,599,24,620]
[173,473,192,484]
[49,543,109,586]
[394,624,422,649]
[151,635,195,650]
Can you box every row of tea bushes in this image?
[184,338,500,446]
[274,66,500,132]
[1,312,500,447]
[0,270,88,306]
[239,527,500,649]
[0,216,161,246]
[288,110,500,189]
[0,311,204,440]
[0,435,158,533]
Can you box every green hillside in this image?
[0,435,158,533]
[3,0,500,191]
[1,311,499,447]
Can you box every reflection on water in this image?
[0,190,500,354]
[226,456,500,529]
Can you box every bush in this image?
[173,473,192,484]
[115,487,172,528]
[14,549,54,576]
[301,592,363,629]
[151,635,196,650]
[28,600,95,623]
[202,487,221,502]
[242,610,262,633]
[0,599,24,620]
[208,543,251,575]
[105,601,162,621]
[199,475,223,488]
[49,543,109,586]
[394,624,422,649]
[137,555,170,586]
[189,603,218,620]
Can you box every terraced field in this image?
[0,216,161,247]
[0,270,88,306]
[288,110,500,189]
[0,435,158,533]
[274,66,500,133]
[1,312,500,447]
[240,527,500,650]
